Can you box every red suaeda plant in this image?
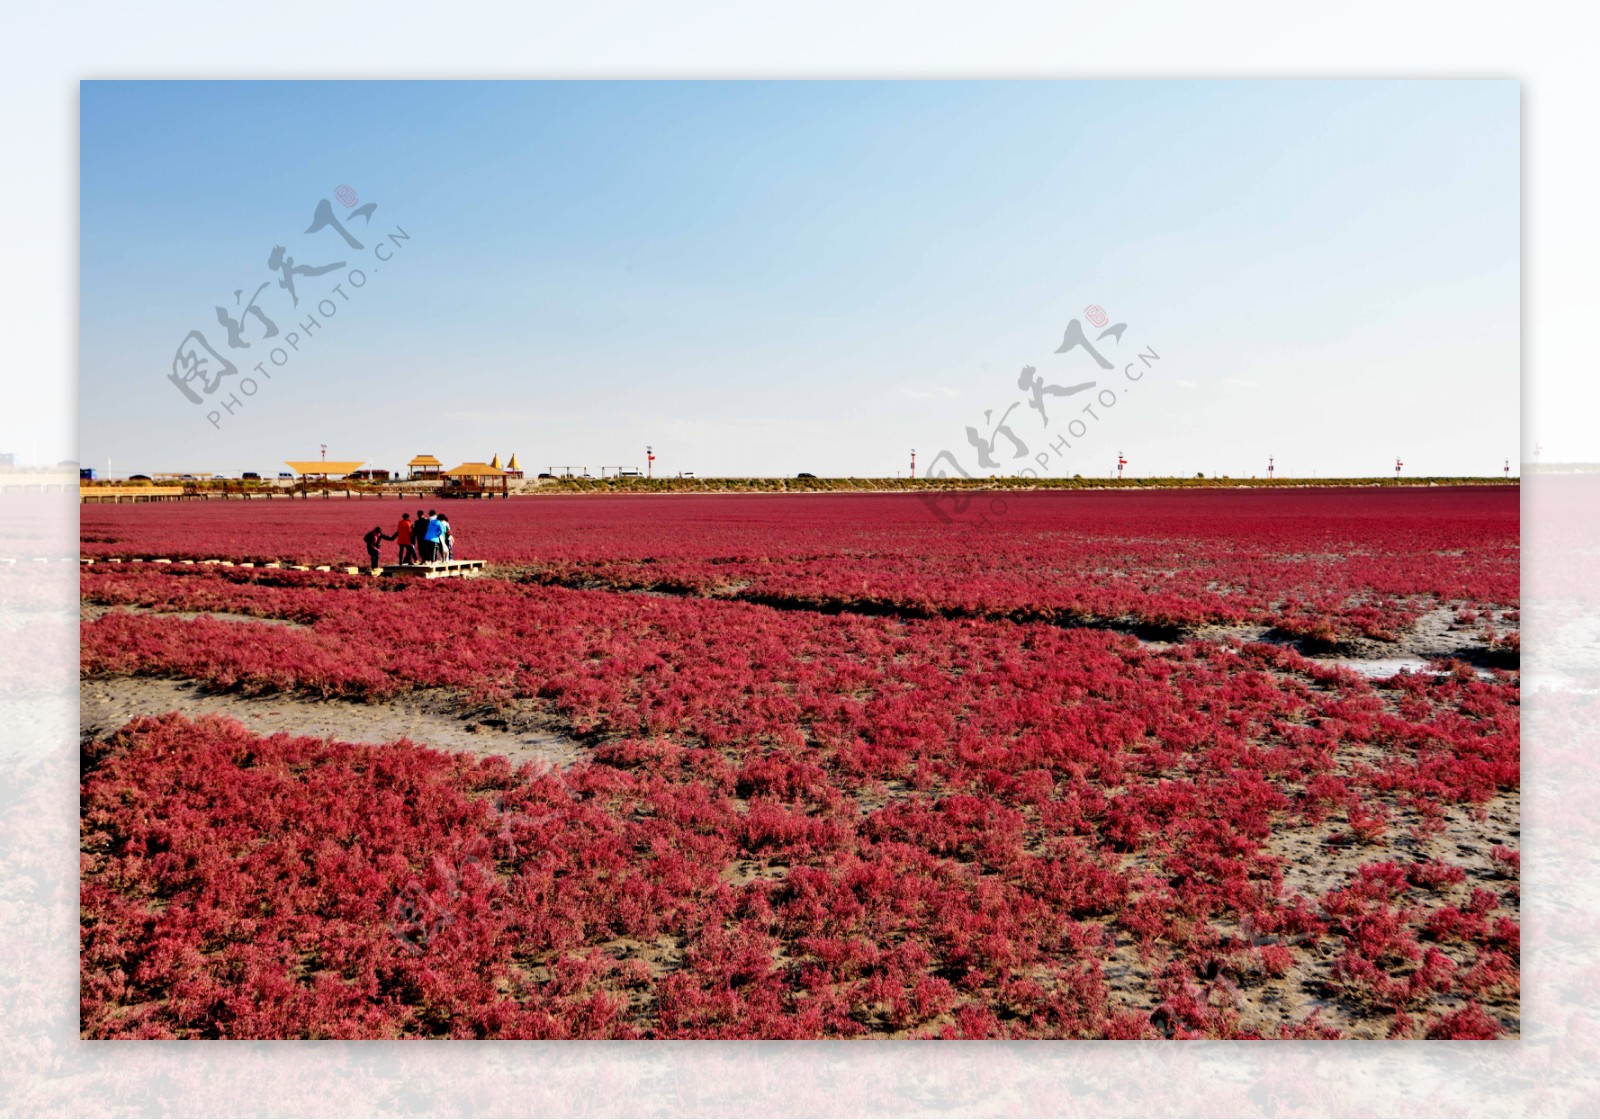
[79,487,1519,1039]
[81,487,1519,646]
[1424,1004,1507,1040]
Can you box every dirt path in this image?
[80,676,587,771]
[80,602,308,627]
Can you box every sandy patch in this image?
[80,602,308,628]
[80,676,587,771]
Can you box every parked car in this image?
[278,472,294,479]
[128,474,151,481]
[79,468,97,481]
[241,472,261,481]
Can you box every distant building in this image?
[285,459,365,482]
[349,468,392,482]
[443,461,510,497]
[408,454,443,480]
[488,451,525,480]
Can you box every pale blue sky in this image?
[79,80,1517,478]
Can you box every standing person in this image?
[395,512,417,564]
[414,508,433,562]
[422,508,445,563]
[435,512,453,561]
[362,525,395,570]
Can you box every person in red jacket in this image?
[394,512,417,564]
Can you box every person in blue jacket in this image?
[422,509,445,562]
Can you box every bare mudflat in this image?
[1249,792,1521,1038]
[80,676,586,771]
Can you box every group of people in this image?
[363,509,456,569]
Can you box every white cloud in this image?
[901,387,935,399]
[1223,377,1261,389]
[1174,379,1202,390]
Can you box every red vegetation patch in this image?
[81,488,1518,644]
[82,560,1519,1038]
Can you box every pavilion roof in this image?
[444,462,508,477]
[284,460,364,475]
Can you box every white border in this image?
[6,2,1598,1115]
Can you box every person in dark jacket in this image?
[363,525,395,570]
[414,508,432,562]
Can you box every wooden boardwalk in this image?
[79,486,186,502]
[377,560,486,579]
[80,556,486,579]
